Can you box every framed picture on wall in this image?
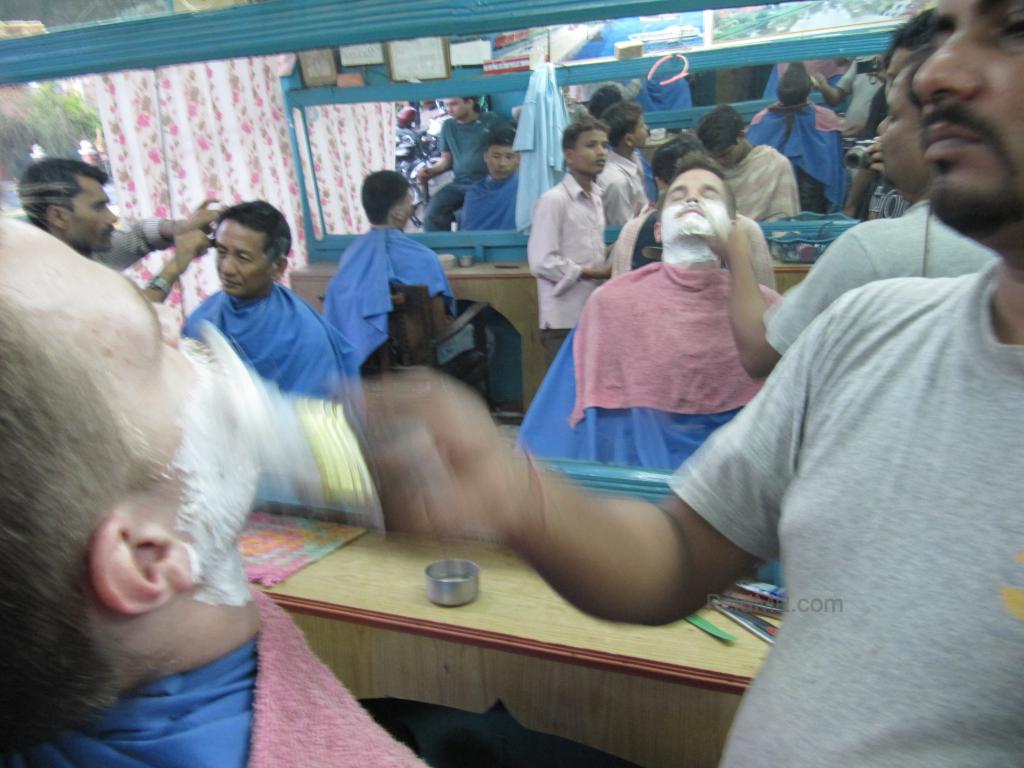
[298,48,338,87]
[386,37,450,82]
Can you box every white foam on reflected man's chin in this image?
[660,199,730,266]
[173,341,261,606]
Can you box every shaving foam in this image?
[660,199,731,266]
[173,344,261,606]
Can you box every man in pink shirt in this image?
[528,116,611,366]
[596,100,649,226]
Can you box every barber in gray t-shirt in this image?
[367,7,1023,765]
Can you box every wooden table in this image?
[771,260,812,294]
[267,532,772,767]
[289,262,544,408]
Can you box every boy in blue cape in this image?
[323,171,456,368]
[183,201,358,398]
[459,126,520,230]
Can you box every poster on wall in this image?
[387,37,450,82]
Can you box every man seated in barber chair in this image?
[323,171,488,400]
[324,171,455,367]
[610,132,777,290]
[519,156,780,470]
[746,63,846,214]
[183,201,358,399]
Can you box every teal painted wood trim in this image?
[541,459,674,502]
[285,26,893,107]
[644,93,827,130]
[2,0,781,86]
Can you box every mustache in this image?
[921,103,1011,163]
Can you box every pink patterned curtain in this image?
[85,55,393,317]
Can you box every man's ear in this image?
[44,204,71,235]
[89,509,195,616]
[654,219,662,245]
[271,256,288,282]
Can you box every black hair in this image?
[361,170,410,225]
[487,126,516,149]
[216,201,291,263]
[588,84,624,119]
[651,132,704,186]
[19,159,109,230]
[601,100,644,147]
[778,63,812,107]
[562,116,609,152]
[883,9,937,70]
[667,152,737,218]
[696,105,746,154]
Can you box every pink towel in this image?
[571,263,779,425]
[249,591,426,767]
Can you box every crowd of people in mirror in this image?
[4,3,1021,763]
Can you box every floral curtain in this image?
[85,55,393,318]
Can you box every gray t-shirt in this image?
[766,202,995,354]
[836,60,883,131]
[671,265,1024,767]
[439,111,504,183]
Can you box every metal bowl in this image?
[425,559,479,607]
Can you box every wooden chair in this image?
[366,284,491,405]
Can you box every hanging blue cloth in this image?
[183,283,358,398]
[747,105,847,212]
[460,173,519,230]
[322,228,456,367]
[4,640,256,768]
[637,75,693,112]
[514,63,569,233]
[518,328,740,471]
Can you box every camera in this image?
[844,140,876,170]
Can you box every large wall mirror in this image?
[285,1,910,245]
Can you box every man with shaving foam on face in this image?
[0,220,424,766]
[519,155,780,469]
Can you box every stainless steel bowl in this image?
[425,559,479,607]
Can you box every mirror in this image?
[290,3,908,239]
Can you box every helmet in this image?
[397,106,418,128]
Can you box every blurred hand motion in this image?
[362,371,531,544]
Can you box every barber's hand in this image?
[811,74,825,91]
[416,165,432,183]
[179,199,220,235]
[362,371,532,545]
[172,228,212,271]
[707,218,745,266]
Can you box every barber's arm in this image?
[812,73,847,107]
[157,199,220,241]
[142,229,211,303]
[718,221,782,378]
[366,373,756,625]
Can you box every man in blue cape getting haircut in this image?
[746,63,847,213]
[459,126,520,230]
[183,201,357,398]
[323,171,456,368]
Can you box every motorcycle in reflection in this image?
[395,104,449,229]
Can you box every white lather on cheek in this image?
[171,347,261,607]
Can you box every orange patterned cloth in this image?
[240,511,364,586]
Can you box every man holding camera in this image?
[725,11,995,379]
[814,56,884,137]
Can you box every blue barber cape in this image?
[3,640,256,768]
[323,228,456,367]
[746,105,847,211]
[183,283,358,398]
[518,328,739,471]
[460,174,519,230]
